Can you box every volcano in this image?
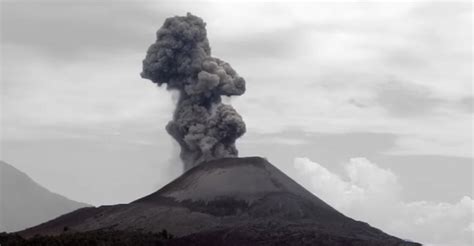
[19,157,419,245]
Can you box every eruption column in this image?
[141,13,246,171]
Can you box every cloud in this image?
[386,133,473,158]
[459,97,474,113]
[214,24,311,60]
[2,47,174,141]
[374,79,442,117]
[292,157,473,246]
[0,1,167,59]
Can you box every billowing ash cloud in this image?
[141,13,246,171]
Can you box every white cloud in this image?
[2,45,174,141]
[292,157,474,246]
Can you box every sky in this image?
[0,0,472,245]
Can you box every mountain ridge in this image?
[0,161,89,232]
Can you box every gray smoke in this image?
[141,13,246,171]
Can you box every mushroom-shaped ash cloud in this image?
[142,13,246,171]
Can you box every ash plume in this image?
[141,13,246,171]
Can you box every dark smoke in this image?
[141,13,246,171]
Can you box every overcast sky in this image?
[1,1,472,245]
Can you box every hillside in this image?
[0,161,89,232]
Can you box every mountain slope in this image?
[0,161,89,232]
[19,157,419,245]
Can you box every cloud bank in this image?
[292,157,473,246]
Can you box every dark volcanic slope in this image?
[20,157,419,245]
[0,161,89,232]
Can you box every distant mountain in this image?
[20,157,420,245]
[0,161,89,232]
